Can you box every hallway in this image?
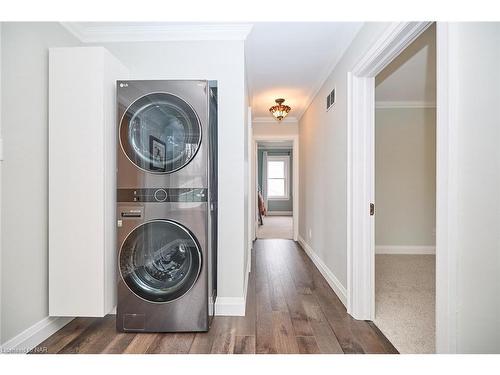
[256,216,293,239]
[33,240,396,354]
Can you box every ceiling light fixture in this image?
[269,98,291,121]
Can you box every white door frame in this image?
[346,22,456,353]
[252,134,299,241]
[0,22,3,348]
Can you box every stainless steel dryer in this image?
[116,80,217,332]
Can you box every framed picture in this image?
[149,135,166,172]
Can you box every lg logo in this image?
[119,83,128,88]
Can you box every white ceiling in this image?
[375,23,436,105]
[246,22,363,121]
[62,22,363,121]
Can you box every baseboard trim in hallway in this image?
[375,245,436,255]
[297,235,347,307]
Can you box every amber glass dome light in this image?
[269,98,291,121]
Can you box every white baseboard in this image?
[375,245,436,255]
[246,245,252,276]
[266,211,292,216]
[215,297,246,316]
[297,235,347,307]
[1,316,74,354]
[215,249,250,317]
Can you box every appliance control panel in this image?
[117,188,207,203]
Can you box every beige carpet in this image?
[375,254,436,354]
[256,215,293,239]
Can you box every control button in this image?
[154,189,168,202]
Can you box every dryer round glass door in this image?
[119,220,202,303]
[120,92,202,174]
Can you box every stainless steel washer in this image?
[116,80,217,332]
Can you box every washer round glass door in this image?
[120,92,202,174]
[119,220,202,303]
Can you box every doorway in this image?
[346,22,454,353]
[256,140,294,239]
[252,135,299,242]
[373,24,436,353]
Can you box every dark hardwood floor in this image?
[33,239,397,354]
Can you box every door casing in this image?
[346,21,456,353]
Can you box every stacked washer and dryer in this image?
[116,80,217,332]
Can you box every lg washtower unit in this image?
[116,80,217,332]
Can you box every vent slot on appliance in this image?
[326,88,336,111]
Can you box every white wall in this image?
[375,108,436,247]
[448,23,500,353]
[299,23,390,289]
[1,23,81,344]
[100,40,248,306]
[0,22,3,345]
[253,120,298,137]
[375,24,436,104]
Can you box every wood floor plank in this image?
[123,333,159,354]
[189,329,216,354]
[255,311,277,354]
[255,243,279,354]
[296,336,321,354]
[147,333,195,354]
[271,311,300,354]
[102,332,137,354]
[311,279,365,354]
[34,239,397,355]
[58,315,116,354]
[287,242,316,293]
[207,317,236,354]
[302,295,344,353]
[264,242,289,312]
[234,335,256,354]
[189,334,213,353]
[31,317,95,354]
[300,250,370,353]
[273,246,313,336]
[366,321,399,354]
[314,335,345,354]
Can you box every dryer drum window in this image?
[120,92,202,174]
[119,220,202,303]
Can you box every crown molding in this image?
[61,22,253,43]
[375,100,436,109]
[252,116,299,124]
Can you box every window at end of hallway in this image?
[267,156,289,200]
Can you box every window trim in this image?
[266,155,290,200]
